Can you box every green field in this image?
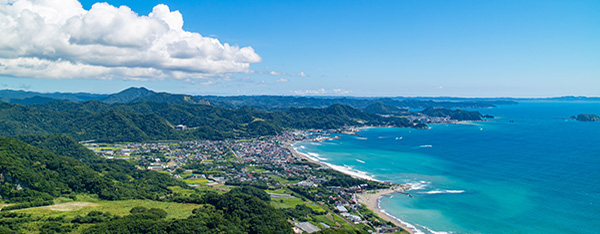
[265,188,290,195]
[311,214,338,228]
[271,197,306,209]
[183,178,210,185]
[14,199,202,220]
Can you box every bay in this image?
[295,102,600,234]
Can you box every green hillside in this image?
[0,136,185,204]
[0,100,418,142]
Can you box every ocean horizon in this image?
[294,101,600,234]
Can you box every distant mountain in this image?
[101,87,154,103]
[0,87,210,106]
[421,107,484,121]
[0,90,107,103]
[9,96,62,105]
[533,96,600,102]
[102,87,210,105]
[363,102,409,115]
[201,95,502,110]
[0,100,420,142]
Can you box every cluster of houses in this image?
[86,130,407,233]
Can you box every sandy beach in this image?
[286,141,416,234]
[356,188,415,234]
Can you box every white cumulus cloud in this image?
[0,0,261,80]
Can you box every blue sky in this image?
[1,0,598,97]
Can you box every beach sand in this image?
[356,188,415,234]
[286,142,416,234]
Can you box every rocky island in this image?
[571,114,600,122]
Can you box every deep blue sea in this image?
[294,102,600,234]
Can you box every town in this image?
[85,130,406,233]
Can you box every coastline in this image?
[286,140,417,234]
[355,188,417,234]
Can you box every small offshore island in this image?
[0,88,497,234]
[571,113,600,122]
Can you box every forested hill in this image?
[0,100,421,142]
[0,135,185,203]
[421,107,486,121]
[0,87,514,109]
[0,87,210,106]
[101,87,210,105]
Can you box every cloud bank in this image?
[0,0,261,80]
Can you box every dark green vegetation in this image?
[0,135,185,204]
[420,107,485,121]
[1,87,511,109]
[362,102,408,116]
[0,98,421,142]
[571,114,600,122]
[0,90,106,103]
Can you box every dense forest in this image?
[420,107,485,121]
[0,135,185,204]
[1,87,510,109]
[0,98,423,142]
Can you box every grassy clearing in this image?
[333,214,355,230]
[246,166,266,173]
[183,178,209,185]
[311,214,337,227]
[305,203,326,213]
[93,146,121,151]
[267,174,291,184]
[270,197,306,209]
[193,186,227,193]
[0,202,10,209]
[169,186,198,196]
[265,188,292,195]
[15,200,202,220]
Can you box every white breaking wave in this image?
[408,181,430,190]
[356,159,366,163]
[419,145,433,148]
[322,163,378,181]
[306,152,328,161]
[445,190,465,194]
[423,190,465,195]
[356,137,368,140]
[291,146,375,180]
[420,225,452,234]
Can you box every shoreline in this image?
[355,188,417,234]
[286,140,417,234]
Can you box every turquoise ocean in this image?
[294,102,600,234]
